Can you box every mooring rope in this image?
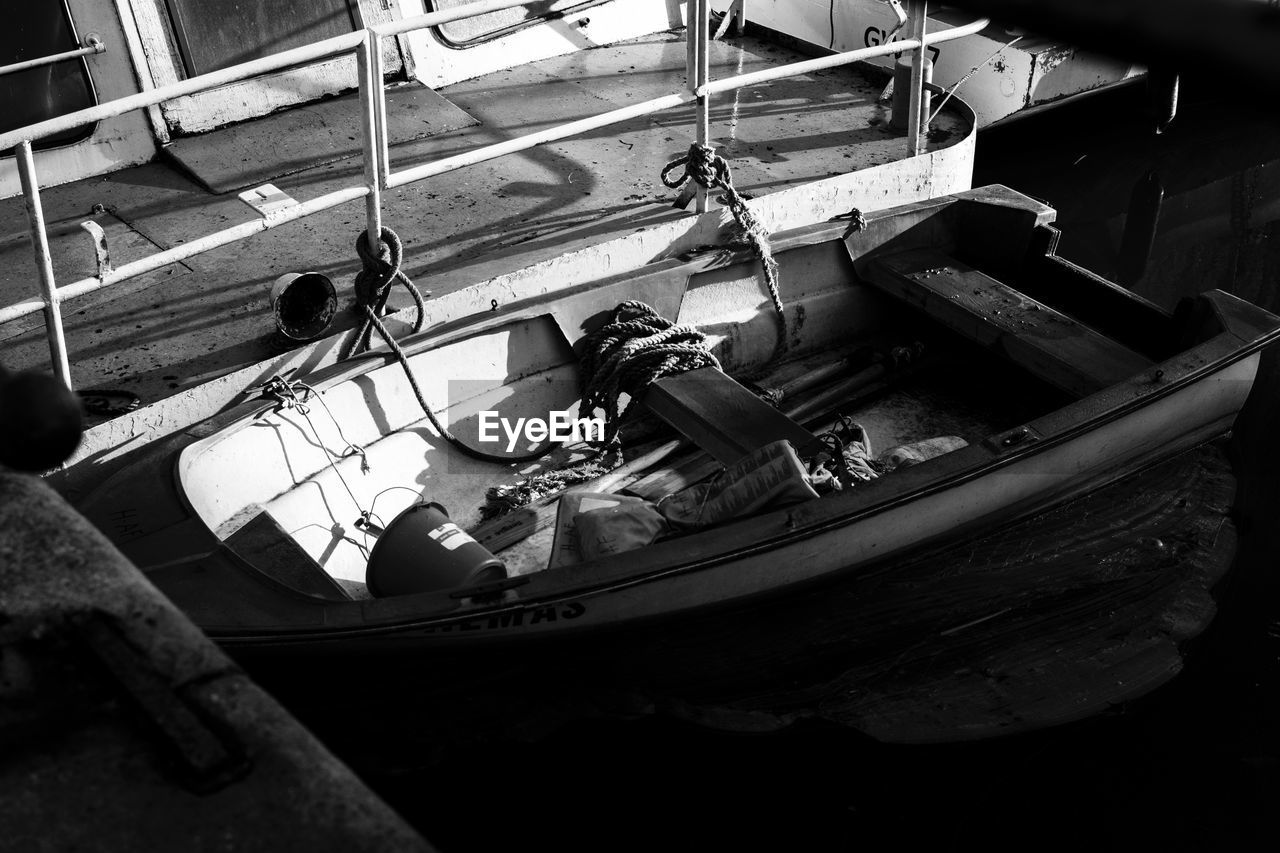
[343,227,550,464]
[340,227,427,360]
[661,143,787,354]
[579,300,721,448]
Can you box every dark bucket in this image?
[365,502,506,597]
[269,272,337,342]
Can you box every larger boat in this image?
[1,0,990,505]
[739,0,1144,127]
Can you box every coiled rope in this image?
[342,227,550,464]
[578,300,720,448]
[480,302,721,520]
[661,143,787,354]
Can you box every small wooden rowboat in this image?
[82,185,1280,653]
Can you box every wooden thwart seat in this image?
[226,511,352,601]
[867,249,1153,397]
[643,366,819,464]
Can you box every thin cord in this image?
[294,379,368,471]
[927,35,1023,125]
[263,376,369,525]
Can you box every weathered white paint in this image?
[111,0,169,144]
[0,0,157,199]
[14,142,72,387]
[741,0,1143,126]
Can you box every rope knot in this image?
[262,375,310,415]
[661,143,728,193]
[342,226,429,361]
[353,227,404,309]
[338,227,549,465]
[659,144,787,355]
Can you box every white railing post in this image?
[686,0,712,212]
[357,33,383,256]
[906,0,929,157]
[370,34,390,191]
[14,141,72,389]
[695,0,711,213]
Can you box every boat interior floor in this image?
[494,347,1064,578]
[205,331,1064,601]
[0,30,966,415]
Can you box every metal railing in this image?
[0,0,986,390]
[0,35,105,79]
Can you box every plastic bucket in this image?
[365,502,506,597]
[269,271,337,342]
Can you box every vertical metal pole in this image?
[906,0,928,157]
[686,0,712,213]
[685,0,697,97]
[370,34,390,190]
[357,34,383,257]
[14,141,72,389]
[694,0,711,213]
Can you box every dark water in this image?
[356,78,1280,851]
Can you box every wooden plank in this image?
[225,511,351,602]
[625,359,919,501]
[1020,245,1177,359]
[642,367,818,465]
[867,249,1152,397]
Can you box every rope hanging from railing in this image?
[661,143,788,354]
[578,300,720,449]
[342,227,550,464]
[341,227,428,359]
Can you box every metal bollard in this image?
[890,55,932,134]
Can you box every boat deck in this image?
[0,30,968,423]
